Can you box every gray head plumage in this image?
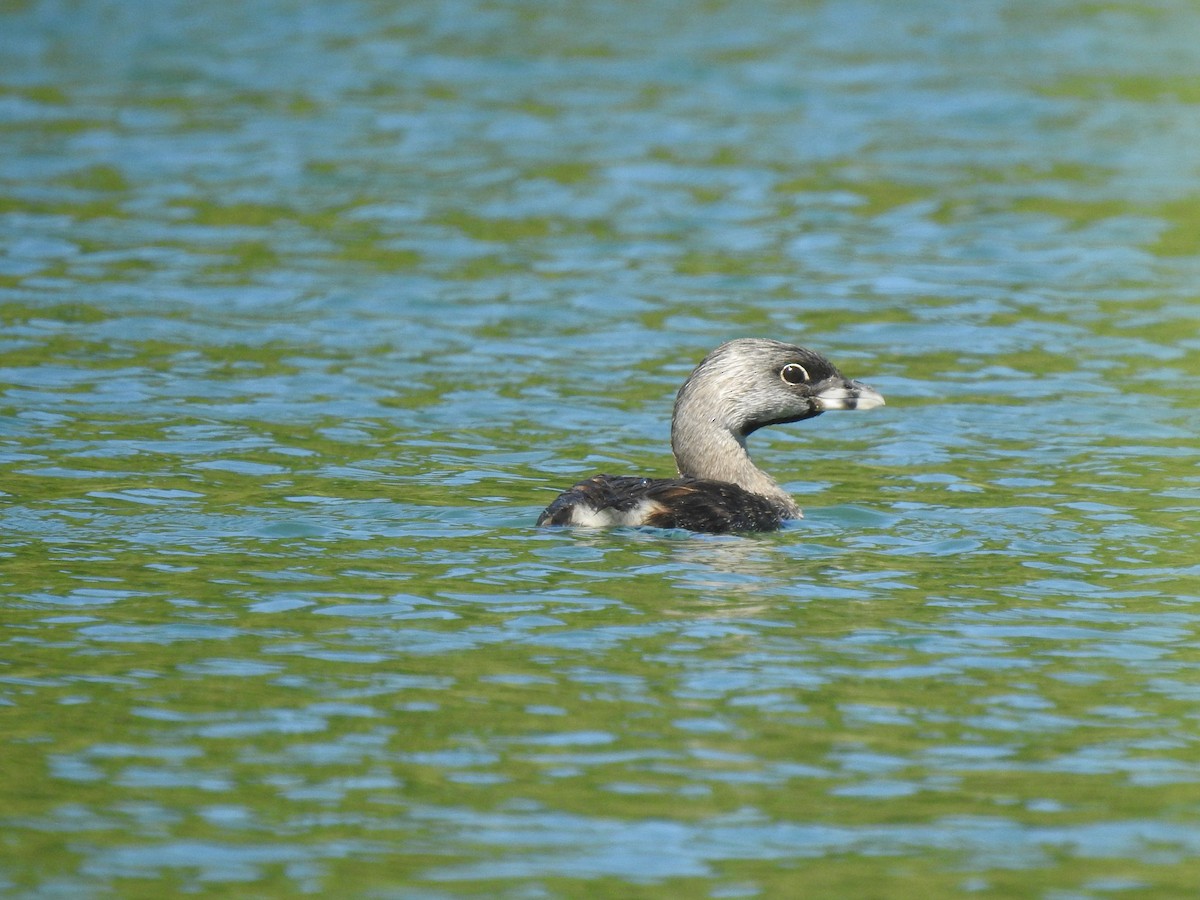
[669,339,884,510]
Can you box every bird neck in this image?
[670,413,800,516]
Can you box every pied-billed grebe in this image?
[537,338,884,533]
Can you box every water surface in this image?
[2,0,1199,896]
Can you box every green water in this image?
[2,0,1200,896]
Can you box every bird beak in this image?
[813,378,885,412]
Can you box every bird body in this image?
[537,339,884,534]
[536,474,790,532]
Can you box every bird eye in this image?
[780,363,810,385]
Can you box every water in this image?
[2,0,1199,895]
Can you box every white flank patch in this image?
[567,499,665,528]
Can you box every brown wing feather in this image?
[639,479,788,533]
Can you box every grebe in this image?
[537,339,884,534]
